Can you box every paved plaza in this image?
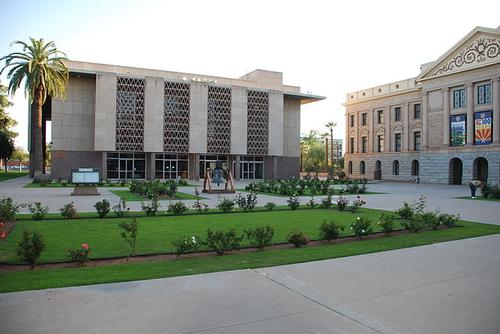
[1,177,500,333]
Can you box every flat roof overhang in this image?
[284,92,326,105]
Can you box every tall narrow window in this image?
[360,161,365,175]
[453,88,465,108]
[361,113,367,126]
[350,137,354,154]
[348,161,353,174]
[477,84,492,105]
[377,110,384,124]
[350,114,355,127]
[394,107,401,122]
[361,136,367,153]
[392,160,400,175]
[414,104,421,119]
[377,135,384,152]
[414,131,421,151]
[394,133,402,152]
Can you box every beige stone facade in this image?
[344,26,500,184]
[49,61,324,181]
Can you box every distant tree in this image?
[0,131,15,172]
[304,145,326,177]
[325,121,337,166]
[0,81,17,139]
[11,147,29,171]
[1,38,68,180]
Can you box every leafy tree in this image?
[304,145,326,177]
[0,131,14,172]
[325,121,337,167]
[10,147,28,171]
[0,81,17,139]
[1,38,68,180]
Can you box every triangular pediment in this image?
[418,27,500,81]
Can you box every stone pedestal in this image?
[71,186,100,196]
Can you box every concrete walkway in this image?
[1,176,498,224]
[2,234,499,334]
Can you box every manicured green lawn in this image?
[455,196,500,202]
[0,208,387,264]
[1,220,499,293]
[110,190,200,201]
[0,172,28,182]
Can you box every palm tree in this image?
[325,121,337,166]
[1,38,68,180]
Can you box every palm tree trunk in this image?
[32,86,44,180]
[330,128,334,166]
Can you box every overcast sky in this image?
[1,0,499,150]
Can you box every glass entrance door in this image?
[119,159,134,179]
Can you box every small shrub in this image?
[420,211,441,230]
[235,192,258,212]
[171,236,200,258]
[113,198,128,217]
[378,213,395,236]
[204,229,242,255]
[320,195,333,209]
[438,213,460,228]
[319,220,344,241]
[68,244,91,266]
[193,188,209,213]
[119,218,139,259]
[177,178,188,186]
[94,199,110,218]
[60,179,69,187]
[287,230,308,247]
[350,216,372,238]
[38,178,50,187]
[0,197,23,220]
[336,196,349,211]
[141,197,160,216]
[28,202,49,220]
[287,195,300,210]
[306,197,317,209]
[168,201,188,215]
[264,202,276,211]
[217,197,235,213]
[16,231,45,269]
[244,225,274,250]
[400,216,425,233]
[396,202,414,220]
[349,196,366,213]
[59,202,79,219]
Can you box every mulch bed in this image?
[0,229,415,272]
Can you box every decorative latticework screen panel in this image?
[115,77,145,151]
[207,86,231,154]
[164,82,190,152]
[247,90,269,155]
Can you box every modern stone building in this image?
[42,61,324,181]
[344,26,500,185]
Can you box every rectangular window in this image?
[414,104,421,119]
[394,107,401,122]
[361,136,367,153]
[377,135,384,152]
[395,133,401,152]
[453,88,465,108]
[350,114,355,127]
[350,137,354,154]
[377,110,384,124]
[477,84,492,105]
[414,131,421,151]
[361,113,367,126]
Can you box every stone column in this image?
[422,92,428,149]
[466,83,474,146]
[493,78,500,144]
[234,155,241,180]
[442,88,450,146]
[384,108,390,152]
[403,104,409,151]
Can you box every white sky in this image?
[1,0,499,150]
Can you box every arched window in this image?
[411,160,419,176]
[392,160,399,175]
[360,161,365,174]
[348,161,353,174]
